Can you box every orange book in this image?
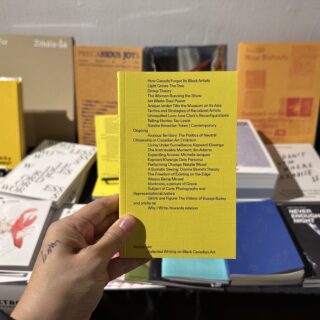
[237,42,320,144]
[74,46,142,145]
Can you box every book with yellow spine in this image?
[118,71,237,258]
[0,78,25,170]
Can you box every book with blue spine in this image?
[228,200,304,286]
[162,258,229,286]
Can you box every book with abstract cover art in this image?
[237,42,320,144]
[0,198,52,270]
[143,45,226,71]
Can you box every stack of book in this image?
[0,140,96,209]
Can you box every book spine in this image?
[118,72,126,257]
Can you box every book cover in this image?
[143,45,226,71]
[228,200,304,285]
[0,78,25,170]
[279,204,320,285]
[162,258,229,285]
[95,115,119,180]
[74,46,142,145]
[237,42,320,144]
[267,144,320,202]
[0,198,52,270]
[0,141,96,208]
[119,71,237,258]
[0,34,75,147]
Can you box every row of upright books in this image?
[1,34,320,171]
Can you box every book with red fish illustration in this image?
[0,198,52,270]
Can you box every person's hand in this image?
[11,195,146,320]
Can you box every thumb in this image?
[91,215,136,260]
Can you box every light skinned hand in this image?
[11,195,146,320]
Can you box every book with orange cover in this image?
[74,46,142,145]
[237,42,320,144]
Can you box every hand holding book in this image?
[11,195,146,320]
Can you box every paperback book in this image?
[228,200,304,286]
[0,141,96,208]
[237,120,278,198]
[267,144,320,202]
[74,46,142,145]
[0,78,25,170]
[0,198,52,271]
[279,204,320,287]
[119,71,237,258]
[0,34,75,146]
[237,42,320,144]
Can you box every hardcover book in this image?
[119,71,237,258]
[267,144,320,202]
[237,42,320,144]
[0,34,75,147]
[74,46,142,145]
[0,78,25,170]
[279,204,320,287]
[228,200,304,286]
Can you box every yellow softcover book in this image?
[92,178,119,199]
[95,114,119,180]
[118,71,237,258]
[0,78,25,170]
[237,42,320,144]
[74,46,142,145]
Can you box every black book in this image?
[279,204,320,287]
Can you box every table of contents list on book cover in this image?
[118,72,236,258]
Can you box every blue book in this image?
[162,258,229,286]
[228,200,304,286]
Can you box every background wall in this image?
[1,0,319,70]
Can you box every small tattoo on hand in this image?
[41,240,61,263]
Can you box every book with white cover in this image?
[236,120,278,197]
[0,198,52,270]
[0,141,96,208]
[267,144,320,202]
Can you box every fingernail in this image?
[119,215,136,232]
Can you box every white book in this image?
[0,198,52,270]
[236,120,278,199]
[267,144,320,202]
[237,120,278,176]
[0,141,96,207]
